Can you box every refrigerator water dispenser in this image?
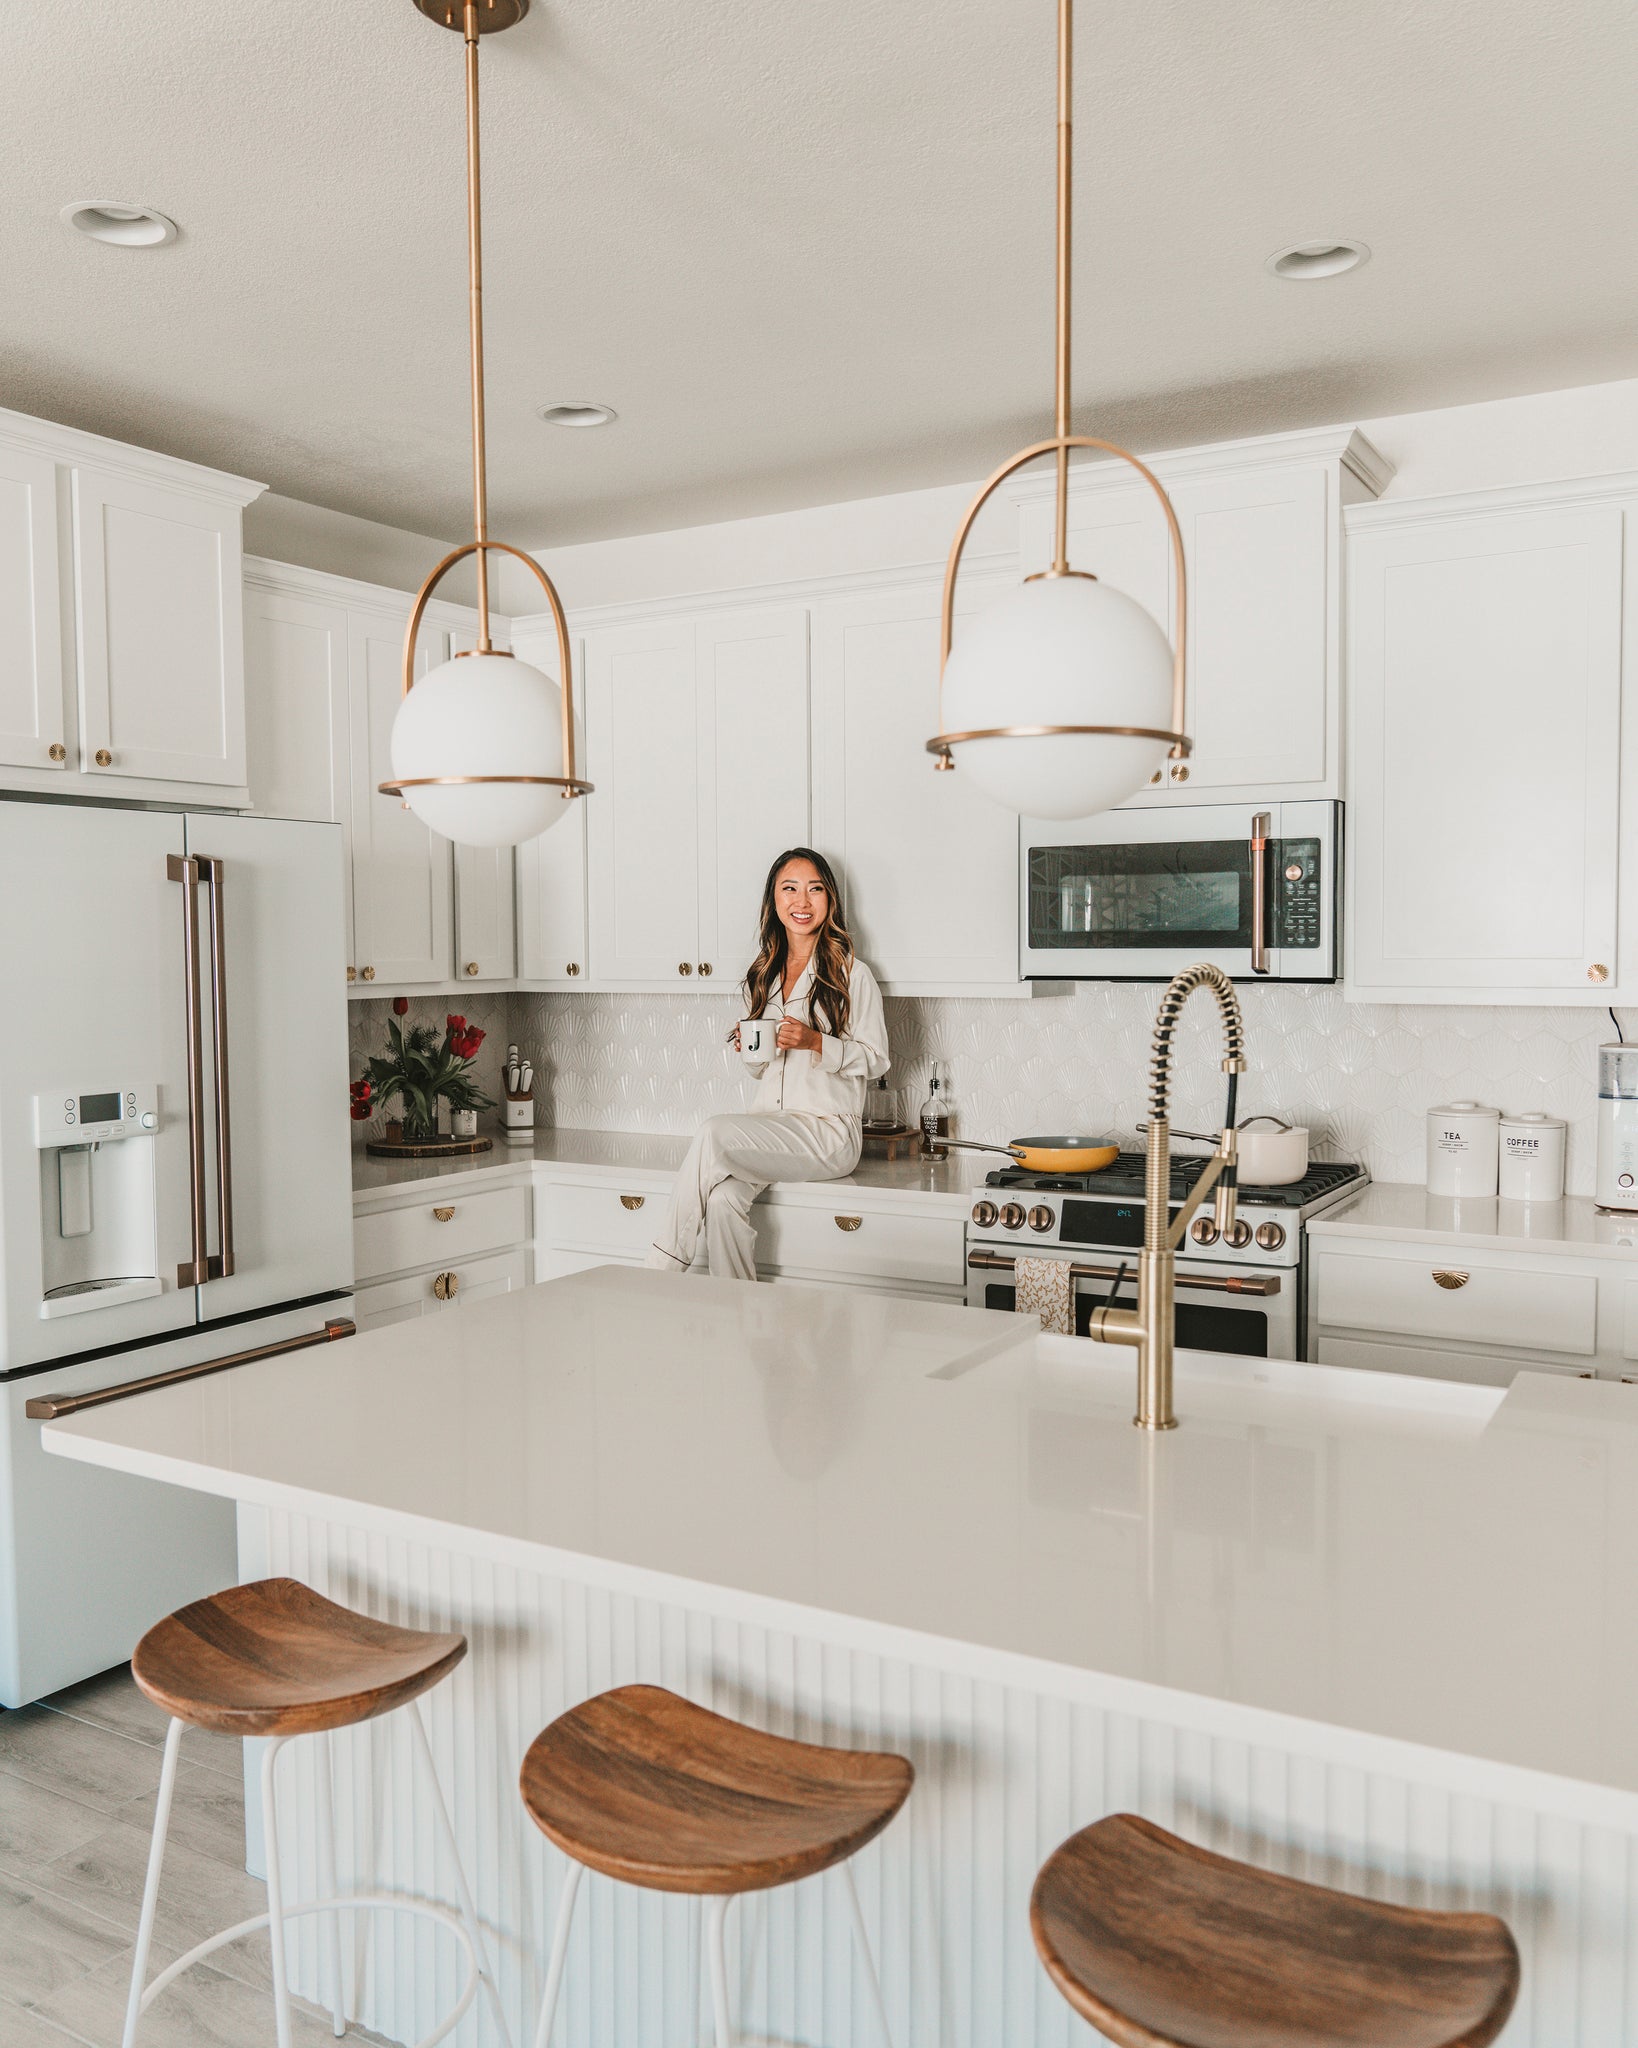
[33,1087,162,1317]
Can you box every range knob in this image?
[1027,1204,1055,1233]
[1254,1221,1287,1251]
[1223,1219,1254,1249]
[1000,1202,1027,1232]
[971,1200,999,1229]
[1189,1216,1219,1246]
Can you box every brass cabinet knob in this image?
[465,961,479,976]
[679,961,693,976]
[432,1206,455,1222]
[566,962,581,976]
[1589,963,1610,983]
[1148,769,1163,785]
[94,748,112,767]
[834,1215,863,1232]
[1432,1268,1470,1290]
[346,966,357,983]
[619,1194,646,1211]
[698,962,712,976]
[1169,761,1189,783]
[432,1269,460,1301]
[47,742,66,764]
[361,966,376,981]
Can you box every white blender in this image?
[1595,1043,1638,1210]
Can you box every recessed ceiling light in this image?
[1266,239,1369,281]
[536,401,617,430]
[61,201,178,248]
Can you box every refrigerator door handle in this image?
[197,856,235,1279]
[25,1317,356,1420]
[166,854,212,1287]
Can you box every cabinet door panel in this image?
[445,629,517,982]
[1349,507,1622,995]
[585,621,699,982]
[348,613,452,987]
[1170,467,1328,789]
[515,630,589,985]
[813,577,1019,985]
[696,607,810,983]
[74,468,245,788]
[1018,480,1171,630]
[0,444,66,774]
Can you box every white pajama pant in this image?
[645,1111,862,1281]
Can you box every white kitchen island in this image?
[41,1268,1638,2048]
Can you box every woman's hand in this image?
[777,1017,823,1054]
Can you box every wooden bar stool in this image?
[1031,1811,1521,2048]
[122,1577,513,2048]
[520,1683,913,2048]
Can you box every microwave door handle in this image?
[197,856,235,1279]
[167,854,210,1287]
[1250,811,1272,975]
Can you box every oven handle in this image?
[967,1250,1280,1296]
[1250,810,1272,975]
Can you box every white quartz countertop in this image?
[352,1125,985,1212]
[1310,1179,1638,1259]
[42,1268,1638,1804]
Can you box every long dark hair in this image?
[743,848,855,1040]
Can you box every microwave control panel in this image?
[34,1086,158,1148]
[1272,838,1322,950]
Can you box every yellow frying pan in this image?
[944,1135,1121,1174]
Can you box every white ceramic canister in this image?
[1426,1101,1500,1197]
[1498,1112,1566,1202]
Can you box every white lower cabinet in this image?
[353,1176,533,1333]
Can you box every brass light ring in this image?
[926,721,1192,759]
[933,432,1190,761]
[387,537,591,799]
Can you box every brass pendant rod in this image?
[463,0,493,650]
[1052,0,1072,575]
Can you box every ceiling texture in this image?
[2,0,1634,546]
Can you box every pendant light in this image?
[380,0,593,848]
[926,0,1191,819]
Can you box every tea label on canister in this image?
[1426,1100,1500,1198]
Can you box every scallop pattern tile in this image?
[508,984,1622,1195]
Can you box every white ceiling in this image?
[3,0,1634,545]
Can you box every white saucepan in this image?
[1236,1115,1310,1185]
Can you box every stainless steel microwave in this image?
[1020,800,1341,982]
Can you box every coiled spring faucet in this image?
[1087,962,1248,1430]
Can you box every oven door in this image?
[1019,799,1338,981]
[966,1247,1297,1361]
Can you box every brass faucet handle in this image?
[1212,1126,1240,1236]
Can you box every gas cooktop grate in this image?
[984,1153,1364,1209]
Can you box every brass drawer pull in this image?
[619,1194,645,1211]
[48,742,66,763]
[835,1215,863,1232]
[433,1270,460,1301]
[678,961,693,976]
[465,961,479,976]
[361,966,376,981]
[698,962,712,976]
[566,962,581,976]
[1432,1269,1470,1291]
[94,748,112,767]
[432,1205,455,1222]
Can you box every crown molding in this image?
[0,401,265,506]
[243,553,487,633]
[1004,424,1395,507]
[1345,466,1638,528]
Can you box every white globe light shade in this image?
[389,650,575,848]
[940,575,1177,819]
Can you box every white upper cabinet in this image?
[1013,427,1388,803]
[1346,487,1626,1002]
[0,443,66,776]
[513,625,589,988]
[583,607,811,989]
[0,407,261,803]
[812,571,1020,990]
[348,609,453,989]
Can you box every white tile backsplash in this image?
[508,984,1621,1195]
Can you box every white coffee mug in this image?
[740,1018,774,1062]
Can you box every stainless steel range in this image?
[964,1154,1367,1360]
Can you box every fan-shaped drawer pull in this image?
[1431,1269,1469,1291]
[620,1194,646,1211]
[835,1215,863,1232]
[432,1206,455,1222]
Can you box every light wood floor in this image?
[0,1665,394,2047]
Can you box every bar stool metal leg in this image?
[841,1859,894,2048]
[531,1858,584,2048]
[704,1893,735,2048]
[261,1736,296,2048]
[121,1717,183,2048]
[314,1730,347,2039]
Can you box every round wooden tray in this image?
[365,1133,494,1160]
[861,1124,922,1158]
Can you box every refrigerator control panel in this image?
[34,1087,158,1148]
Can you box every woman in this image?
[646,847,889,1279]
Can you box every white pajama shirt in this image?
[646,956,890,1279]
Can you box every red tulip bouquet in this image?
[356,1010,494,1141]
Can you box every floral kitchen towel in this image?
[1015,1253,1073,1335]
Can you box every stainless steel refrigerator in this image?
[0,798,354,1704]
